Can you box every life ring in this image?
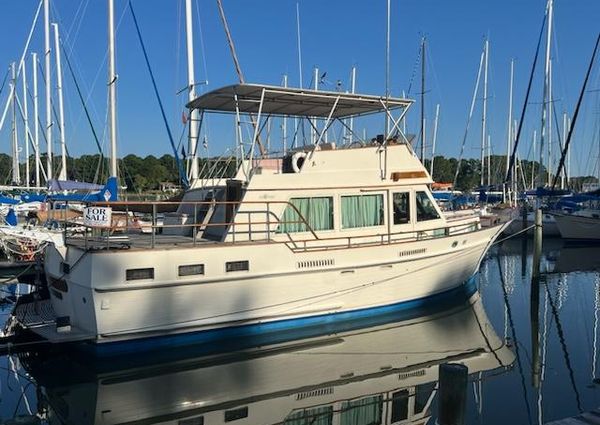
[291,152,307,173]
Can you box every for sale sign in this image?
[83,207,112,228]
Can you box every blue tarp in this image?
[48,177,118,202]
[524,187,572,197]
[48,179,104,192]
[0,195,19,205]
[4,209,17,226]
[20,193,46,203]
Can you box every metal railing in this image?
[50,198,483,252]
[57,199,318,250]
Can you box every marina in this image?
[0,0,599,423]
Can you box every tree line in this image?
[0,152,596,193]
[0,153,236,193]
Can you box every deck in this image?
[65,233,220,250]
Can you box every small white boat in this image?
[0,224,64,262]
[13,84,508,353]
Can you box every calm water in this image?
[2,238,600,425]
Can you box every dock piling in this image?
[532,208,543,280]
[438,363,468,425]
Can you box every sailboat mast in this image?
[480,39,489,186]
[567,117,571,186]
[539,0,553,187]
[480,38,489,187]
[44,0,53,181]
[487,134,491,186]
[22,59,30,188]
[506,59,514,197]
[532,130,537,189]
[548,58,553,186]
[185,0,199,182]
[11,62,20,185]
[349,65,356,144]
[52,23,67,181]
[311,66,318,145]
[282,74,288,154]
[430,103,440,176]
[108,0,118,178]
[562,112,567,189]
[32,52,40,187]
[420,37,426,162]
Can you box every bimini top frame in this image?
[186,83,413,119]
[187,84,415,182]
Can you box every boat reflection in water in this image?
[22,289,513,425]
[549,243,600,274]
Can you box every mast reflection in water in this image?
[17,289,512,425]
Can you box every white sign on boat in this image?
[83,207,112,228]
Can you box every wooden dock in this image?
[546,410,600,425]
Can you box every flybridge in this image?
[186,84,416,182]
[186,84,413,119]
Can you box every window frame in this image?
[415,190,442,222]
[391,190,412,226]
[339,192,386,230]
[276,195,335,234]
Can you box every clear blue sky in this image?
[0,0,599,176]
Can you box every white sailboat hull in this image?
[553,213,600,241]
[503,211,561,236]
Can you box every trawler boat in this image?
[12,84,509,353]
[20,291,514,425]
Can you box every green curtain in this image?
[340,395,383,425]
[278,197,333,233]
[284,406,333,425]
[341,195,383,228]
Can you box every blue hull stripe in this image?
[80,278,478,357]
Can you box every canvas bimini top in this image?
[186,83,413,119]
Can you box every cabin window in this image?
[178,264,205,277]
[277,197,334,233]
[416,191,440,221]
[126,268,154,281]
[341,194,384,229]
[391,390,409,422]
[393,192,411,224]
[226,261,249,272]
[415,382,436,414]
[340,395,383,424]
[284,406,333,425]
[224,407,248,422]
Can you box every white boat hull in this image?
[503,212,561,237]
[553,213,600,241]
[41,224,505,349]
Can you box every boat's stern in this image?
[11,244,99,344]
